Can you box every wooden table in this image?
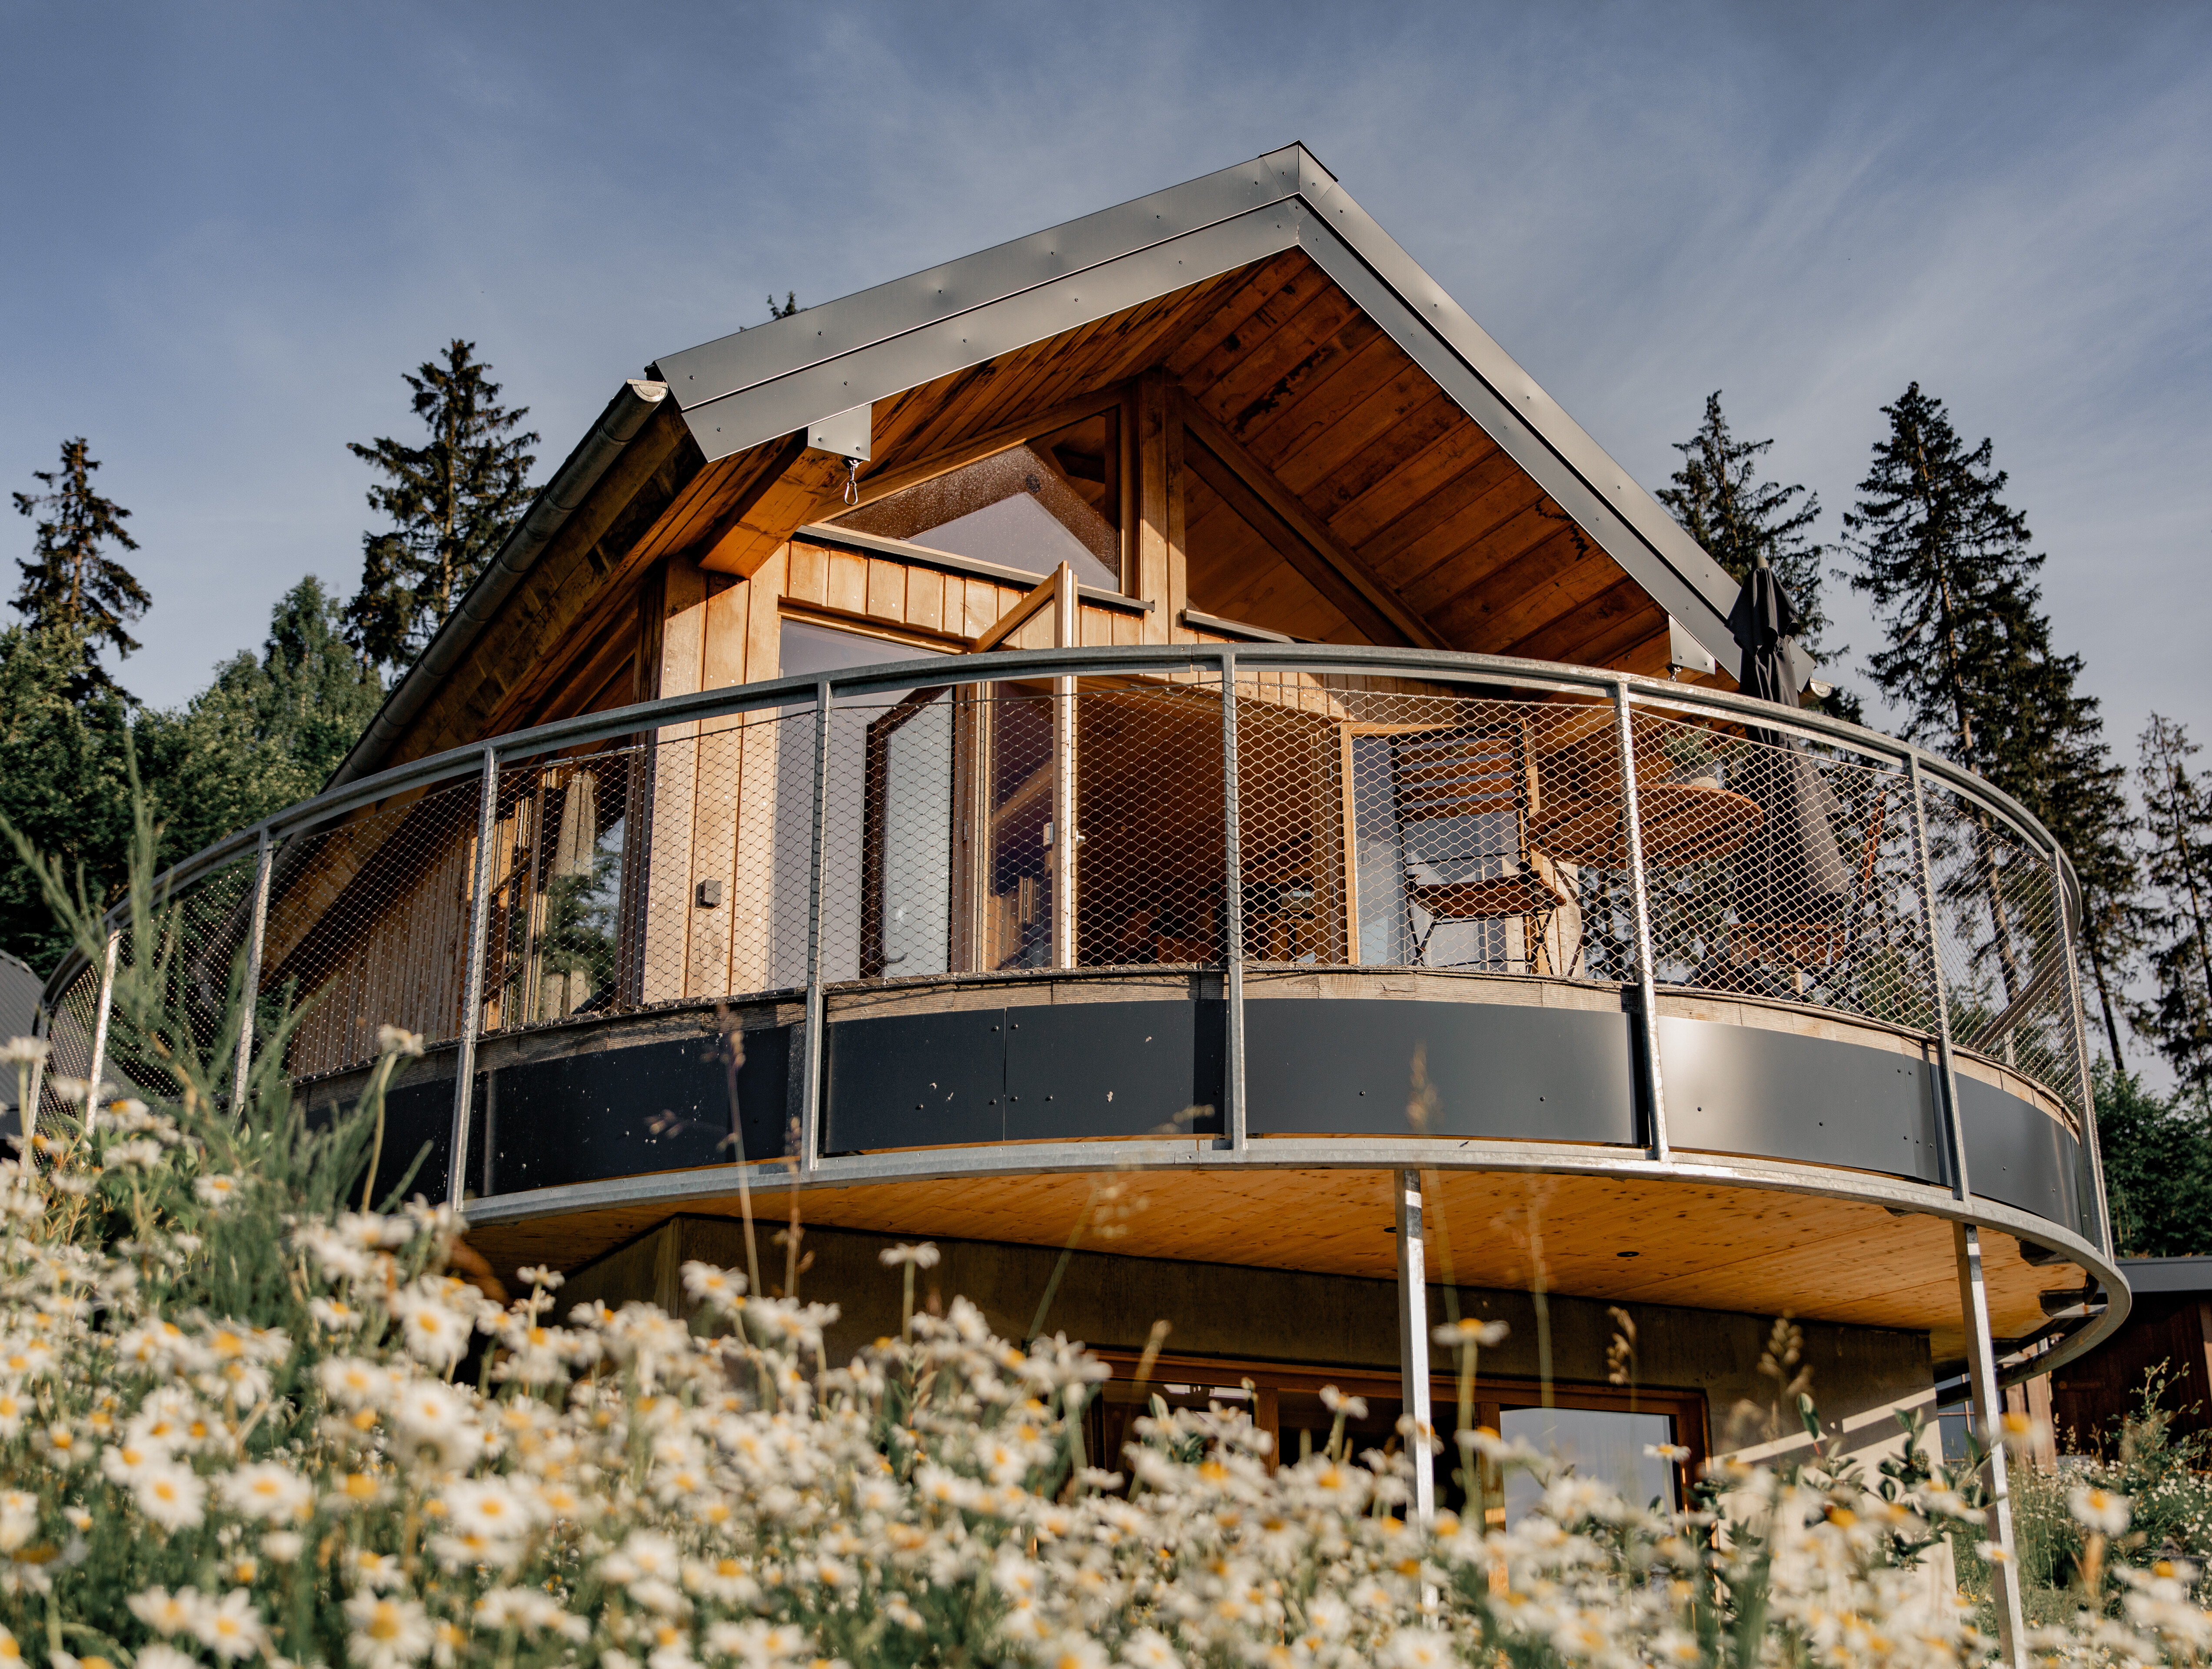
[1527,782,1764,869]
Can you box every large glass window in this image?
[827,411,1121,590]
[1084,1351,1701,1523]
[1501,1406,1681,1519]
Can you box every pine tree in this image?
[2134,714,2212,1091]
[1841,382,2133,1027]
[10,438,151,691]
[1660,392,1833,656]
[140,578,385,858]
[342,341,537,673]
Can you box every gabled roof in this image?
[332,143,1748,790]
[649,142,1745,678]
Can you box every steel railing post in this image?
[1908,755,1972,1203]
[1956,1220,2029,1668]
[2053,842,2111,1256]
[1220,649,1246,1151]
[1613,681,1667,1162]
[230,828,274,1113]
[84,930,121,1115]
[446,747,500,1210]
[799,682,833,1175]
[1396,1168,1435,1526]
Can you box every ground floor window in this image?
[1084,1351,1705,1523]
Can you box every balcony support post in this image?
[1395,1168,1434,1526]
[1908,755,1972,1204]
[1956,1220,2029,1669]
[800,682,833,1175]
[82,929,121,1118]
[230,828,273,1113]
[1220,648,1246,1150]
[447,746,499,1209]
[2053,840,2111,1256]
[1612,680,1667,1162]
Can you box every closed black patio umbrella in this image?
[1718,559,1853,980]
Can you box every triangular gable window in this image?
[828,411,1120,590]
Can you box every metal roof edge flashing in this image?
[326,378,669,792]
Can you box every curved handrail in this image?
[39,642,2080,1005]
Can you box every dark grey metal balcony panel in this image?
[482,1030,788,1194]
[1242,999,1636,1142]
[1658,1017,1944,1184]
[1003,1001,1224,1141]
[365,1078,458,1207]
[824,1009,1007,1154]
[1959,1074,2083,1230]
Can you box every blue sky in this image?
[6,0,2207,767]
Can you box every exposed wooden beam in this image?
[1177,396,1447,651]
[839,384,1132,515]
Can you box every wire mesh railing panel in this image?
[31,960,104,1132]
[1077,675,1226,967]
[1628,709,1939,1032]
[103,854,262,1100]
[268,774,487,1080]
[1921,780,2082,1118]
[621,704,830,1001]
[1235,680,1634,980]
[482,747,641,1031]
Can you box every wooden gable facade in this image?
[275,146,1753,1076]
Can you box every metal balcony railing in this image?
[29,643,2104,1239]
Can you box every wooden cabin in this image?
[72,146,2116,1549]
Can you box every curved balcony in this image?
[34,643,2122,1376]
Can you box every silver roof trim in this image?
[648,143,1746,677]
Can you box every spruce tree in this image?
[1660,392,1833,657]
[2134,714,2212,1091]
[10,438,151,692]
[342,341,537,673]
[0,626,137,972]
[1841,382,2133,1029]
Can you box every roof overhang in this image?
[650,143,1746,680]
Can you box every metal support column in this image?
[1956,1220,2028,1669]
[1396,1168,1435,1526]
[799,683,834,1175]
[446,748,500,1210]
[1220,649,1246,1150]
[1612,681,1667,1161]
[230,828,274,1113]
[1051,564,1079,971]
[2053,842,2111,1255]
[84,929,120,1113]
[1908,756,1972,1202]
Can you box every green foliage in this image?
[2002,1366,2212,1624]
[2095,1057,2212,1256]
[136,577,383,858]
[0,626,139,973]
[10,437,151,694]
[2135,715,2212,1092]
[342,340,538,674]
